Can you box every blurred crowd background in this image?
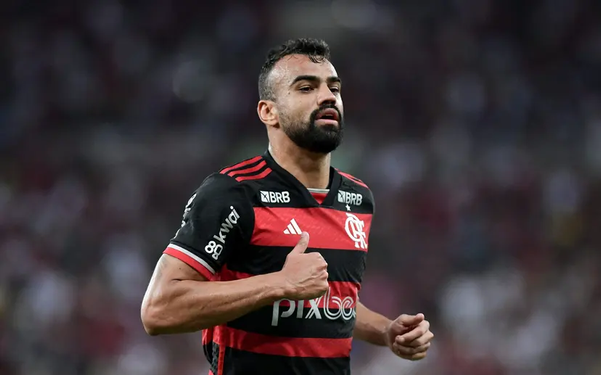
[1,0,601,374]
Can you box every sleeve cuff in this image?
[164,243,215,280]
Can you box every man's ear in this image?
[257,100,279,128]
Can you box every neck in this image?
[268,140,331,190]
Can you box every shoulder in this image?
[195,155,271,194]
[217,155,272,183]
[186,155,266,206]
[335,168,376,213]
[335,168,371,192]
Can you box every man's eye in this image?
[330,87,340,93]
[299,86,312,92]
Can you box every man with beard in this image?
[141,38,434,375]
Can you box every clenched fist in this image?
[386,313,434,361]
[279,232,329,300]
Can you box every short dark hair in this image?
[258,38,331,101]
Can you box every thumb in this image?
[290,232,310,254]
[398,313,424,327]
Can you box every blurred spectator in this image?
[1,0,600,374]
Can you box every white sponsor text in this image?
[204,206,240,260]
[271,288,356,326]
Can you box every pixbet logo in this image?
[204,206,240,260]
[271,288,356,326]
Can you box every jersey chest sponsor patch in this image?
[250,207,372,251]
[260,190,291,204]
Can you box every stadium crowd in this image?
[1,0,600,374]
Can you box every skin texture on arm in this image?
[140,254,287,335]
[141,232,328,336]
[353,301,390,346]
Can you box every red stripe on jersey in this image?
[208,371,214,375]
[252,207,372,251]
[337,171,369,188]
[227,160,267,177]
[217,266,253,281]
[163,247,214,280]
[235,168,272,182]
[277,281,360,309]
[220,156,263,175]
[310,191,327,204]
[217,345,225,375]
[202,328,213,345]
[215,326,352,358]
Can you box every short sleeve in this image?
[163,173,254,279]
[369,189,376,216]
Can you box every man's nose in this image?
[317,85,337,105]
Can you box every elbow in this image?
[140,299,169,336]
[142,320,161,336]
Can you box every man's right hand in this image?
[279,232,329,300]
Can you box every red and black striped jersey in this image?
[163,150,375,375]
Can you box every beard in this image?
[281,105,344,154]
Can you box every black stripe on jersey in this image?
[222,347,350,375]
[228,246,367,283]
[226,306,355,339]
[203,343,218,374]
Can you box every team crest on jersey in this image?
[345,213,367,249]
[181,193,196,224]
[174,193,197,237]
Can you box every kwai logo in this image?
[204,206,240,260]
[271,288,356,326]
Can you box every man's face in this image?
[269,54,344,154]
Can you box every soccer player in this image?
[141,38,434,375]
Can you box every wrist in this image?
[355,302,393,346]
[263,272,291,301]
[382,320,393,347]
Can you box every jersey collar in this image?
[263,150,342,207]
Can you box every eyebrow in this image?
[290,75,342,86]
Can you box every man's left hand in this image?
[385,313,434,361]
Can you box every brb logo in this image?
[271,288,356,326]
[338,190,362,206]
[260,190,290,204]
[345,213,367,249]
[204,206,240,260]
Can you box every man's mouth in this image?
[315,108,340,124]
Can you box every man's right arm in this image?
[141,232,328,335]
[141,253,287,335]
[140,173,328,335]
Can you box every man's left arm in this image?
[354,302,434,361]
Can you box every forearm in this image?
[353,302,391,346]
[142,273,286,335]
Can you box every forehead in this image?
[270,54,338,87]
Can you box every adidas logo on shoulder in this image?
[283,219,303,235]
